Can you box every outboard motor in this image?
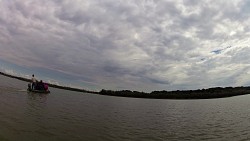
[28,83,31,90]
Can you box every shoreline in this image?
[1,71,250,99]
[0,71,98,94]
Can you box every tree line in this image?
[99,86,250,99]
[1,71,250,99]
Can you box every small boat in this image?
[27,83,50,94]
[27,88,50,94]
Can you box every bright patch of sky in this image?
[1,0,250,92]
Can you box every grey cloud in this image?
[1,0,250,91]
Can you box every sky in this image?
[1,0,250,92]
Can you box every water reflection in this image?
[27,93,48,103]
[25,92,49,118]
[2,74,250,141]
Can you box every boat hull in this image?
[27,88,50,94]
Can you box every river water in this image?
[0,74,250,141]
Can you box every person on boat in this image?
[31,74,37,90]
[37,80,45,90]
[44,83,49,91]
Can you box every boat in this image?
[27,83,50,94]
[27,88,50,94]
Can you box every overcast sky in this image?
[1,0,250,92]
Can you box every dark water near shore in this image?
[1,74,250,141]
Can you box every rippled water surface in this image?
[1,75,250,141]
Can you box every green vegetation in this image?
[100,87,250,99]
[1,71,250,99]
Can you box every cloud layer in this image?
[1,0,250,91]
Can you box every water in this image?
[1,74,250,141]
